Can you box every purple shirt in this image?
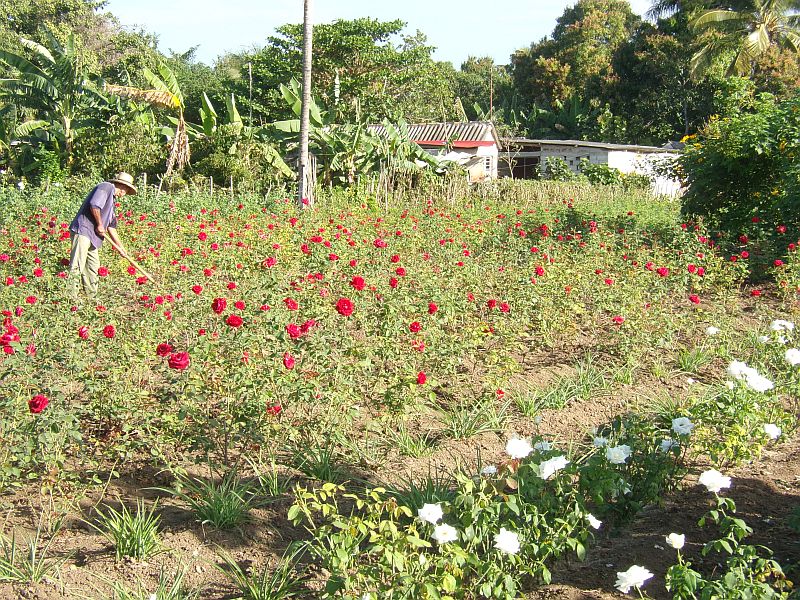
[69,182,118,249]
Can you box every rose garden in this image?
[0,181,798,599]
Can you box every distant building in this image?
[501,138,682,196]
[369,121,500,183]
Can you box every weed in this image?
[161,473,258,529]
[443,399,509,440]
[677,347,713,374]
[215,545,306,600]
[386,423,438,458]
[92,499,162,561]
[291,436,348,483]
[0,522,68,585]
[386,468,456,508]
[103,565,200,599]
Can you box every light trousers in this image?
[67,234,100,301]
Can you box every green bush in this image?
[191,124,291,193]
[579,159,623,185]
[679,91,800,258]
[72,118,163,180]
[542,157,582,182]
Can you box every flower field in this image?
[0,183,798,599]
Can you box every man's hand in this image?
[96,225,107,238]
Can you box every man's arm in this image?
[90,207,106,238]
[106,227,128,258]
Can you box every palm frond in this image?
[691,9,746,31]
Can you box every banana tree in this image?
[0,30,107,168]
[199,92,293,178]
[106,62,190,176]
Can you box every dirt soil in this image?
[1,385,799,599]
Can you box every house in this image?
[500,138,682,196]
[369,121,501,183]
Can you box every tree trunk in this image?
[298,0,314,209]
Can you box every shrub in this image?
[679,90,800,273]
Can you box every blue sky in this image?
[105,0,654,66]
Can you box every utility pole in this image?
[489,62,494,121]
[298,0,314,209]
[247,61,253,128]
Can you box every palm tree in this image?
[298,0,314,208]
[690,0,800,77]
[0,30,107,168]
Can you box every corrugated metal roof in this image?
[369,122,500,147]
[502,138,680,154]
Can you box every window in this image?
[484,156,493,174]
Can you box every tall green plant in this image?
[0,30,107,168]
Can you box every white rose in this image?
[706,326,720,336]
[505,437,533,459]
[432,523,458,544]
[493,528,520,555]
[763,423,781,440]
[771,319,795,332]
[593,436,609,447]
[660,438,678,452]
[666,533,685,550]
[605,444,632,465]
[785,348,800,366]
[698,469,731,493]
[480,465,498,476]
[417,503,443,525]
[538,455,569,480]
[587,514,602,529]
[615,565,654,594]
[671,417,694,436]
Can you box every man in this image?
[67,172,136,303]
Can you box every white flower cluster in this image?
[538,455,569,480]
[726,360,774,393]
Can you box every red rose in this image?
[336,297,354,317]
[428,302,438,315]
[78,326,89,339]
[212,297,227,314]
[389,277,399,289]
[192,285,203,294]
[198,231,207,241]
[487,299,497,309]
[103,325,116,339]
[396,267,406,277]
[350,276,366,291]
[283,352,295,370]
[226,314,243,328]
[266,403,282,416]
[500,302,510,313]
[390,254,400,263]
[612,315,625,325]
[300,319,317,334]
[417,372,427,385]
[25,296,36,304]
[689,294,700,305]
[98,266,109,277]
[286,323,302,339]
[409,321,422,333]
[284,298,299,311]
[168,352,190,370]
[156,342,173,357]
[28,394,49,414]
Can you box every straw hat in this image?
[108,172,137,195]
